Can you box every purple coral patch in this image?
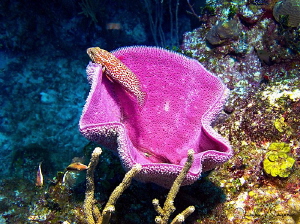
[79,46,232,188]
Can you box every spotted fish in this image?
[87,47,147,108]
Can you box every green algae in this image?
[263,142,295,178]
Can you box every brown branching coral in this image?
[153,150,195,224]
[83,147,102,224]
[83,147,142,224]
[83,147,195,224]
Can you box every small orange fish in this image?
[87,47,147,108]
[106,23,122,30]
[36,162,43,187]
[66,162,88,171]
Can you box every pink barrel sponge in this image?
[79,46,233,188]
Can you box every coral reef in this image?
[273,0,300,27]
[0,0,300,223]
[196,80,300,222]
[182,0,300,222]
[206,19,241,45]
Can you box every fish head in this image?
[87,47,111,65]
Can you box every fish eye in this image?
[87,50,95,61]
[87,49,94,55]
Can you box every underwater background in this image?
[0,0,300,223]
